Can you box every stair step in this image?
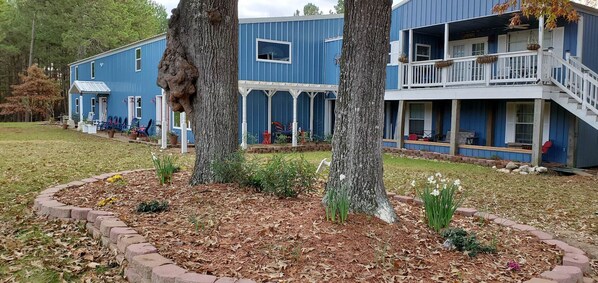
[568,98,578,104]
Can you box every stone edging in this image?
[34,171,593,283]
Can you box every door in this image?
[99,97,108,122]
[127,96,135,126]
[449,38,488,83]
[155,95,163,126]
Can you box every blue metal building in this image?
[68,1,598,167]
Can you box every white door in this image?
[99,97,108,122]
[155,95,163,126]
[127,96,135,126]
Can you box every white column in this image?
[264,90,276,134]
[442,23,449,87]
[308,92,317,140]
[537,15,545,81]
[180,112,188,154]
[161,89,167,149]
[398,30,404,90]
[79,94,84,130]
[289,89,302,147]
[68,93,72,122]
[239,87,251,149]
[408,29,414,89]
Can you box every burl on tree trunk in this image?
[157,0,239,185]
[326,0,397,223]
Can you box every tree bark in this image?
[326,0,397,223]
[157,0,239,185]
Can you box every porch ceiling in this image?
[414,14,540,38]
[238,80,338,93]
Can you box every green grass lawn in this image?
[0,123,596,281]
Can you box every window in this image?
[514,103,534,144]
[75,66,79,80]
[256,39,291,63]
[135,48,142,71]
[91,98,96,114]
[415,44,431,61]
[75,98,79,114]
[91,61,95,79]
[471,43,486,56]
[135,96,142,119]
[408,103,425,135]
[173,112,191,129]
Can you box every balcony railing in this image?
[400,51,540,89]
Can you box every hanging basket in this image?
[434,60,453,69]
[476,55,498,64]
[527,43,541,51]
[398,56,409,64]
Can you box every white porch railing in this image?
[545,52,598,116]
[401,51,540,89]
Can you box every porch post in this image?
[531,99,545,166]
[449,99,461,156]
[239,87,251,150]
[408,29,414,89]
[68,93,73,123]
[537,15,545,81]
[180,111,188,154]
[308,92,317,139]
[264,90,276,134]
[79,94,83,130]
[161,89,167,150]
[290,89,302,147]
[395,100,406,149]
[442,23,449,87]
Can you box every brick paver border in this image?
[35,170,593,283]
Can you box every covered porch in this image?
[68,80,111,129]
[396,13,565,90]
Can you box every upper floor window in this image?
[135,48,142,71]
[415,44,431,61]
[91,61,95,79]
[256,39,291,64]
[75,66,79,80]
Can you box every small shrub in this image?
[136,200,169,213]
[414,173,465,232]
[211,150,254,185]
[274,134,288,144]
[151,152,178,185]
[325,175,350,223]
[323,134,333,143]
[97,197,117,207]
[246,132,258,145]
[257,154,316,198]
[106,174,124,184]
[441,227,497,257]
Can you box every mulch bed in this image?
[55,171,561,282]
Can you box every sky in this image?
[155,0,403,18]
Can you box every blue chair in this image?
[137,119,153,137]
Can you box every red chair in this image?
[542,140,553,154]
[408,134,418,141]
[262,131,271,144]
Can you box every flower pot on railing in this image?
[398,55,409,64]
[476,55,498,64]
[434,60,453,69]
[527,43,541,51]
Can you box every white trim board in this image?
[385,85,547,101]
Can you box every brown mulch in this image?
[55,171,562,283]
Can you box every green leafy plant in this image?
[325,176,350,223]
[136,200,169,213]
[441,227,497,257]
[211,150,255,185]
[151,152,178,185]
[257,154,316,198]
[274,134,288,144]
[246,132,258,145]
[413,173,465,232]
[323,134,333,143]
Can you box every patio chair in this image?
[137,119,153,137]
[100,116,112,130]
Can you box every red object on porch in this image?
[542,140,552,154]
[262,131,271,144]
[408,134,418,141]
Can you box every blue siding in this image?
[323,39,342,85]
[458,148,531,163]
[406,143,450,154]
[546,101,571,164]
[563,21,578,57]
[577,118,598,167]
[582,12,598,73]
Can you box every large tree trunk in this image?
[157,0,239,185]
[326,0,397,223]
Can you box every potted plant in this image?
[435,60,454,69]
[107,127,116,138]
[168,131,178,146]
[62,123,68,130]
[398,53,409,63]
[127,127,138,140]
[476,55,498,64]
[527,33,540,51]
[81,119,89,133]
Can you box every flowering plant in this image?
[325,174,350,224]
[413,173,465,232]
[151,152,178,185]
[107,174,124,184]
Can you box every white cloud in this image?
[155,0,402,18]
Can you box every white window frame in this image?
[404,102,433,137]
[388,40,400,66]
[91,98,96,115]
[414,44,431,62]
[505,102,550,144]
[135,96,142,119]
[155,95,162,126]
[256,38,292,64]
[172,112,191,130]
[135,48,142,72]
[448,37,488,58]
[75,66,79,80]
[90,61,95,79]
[75,98,79,114]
